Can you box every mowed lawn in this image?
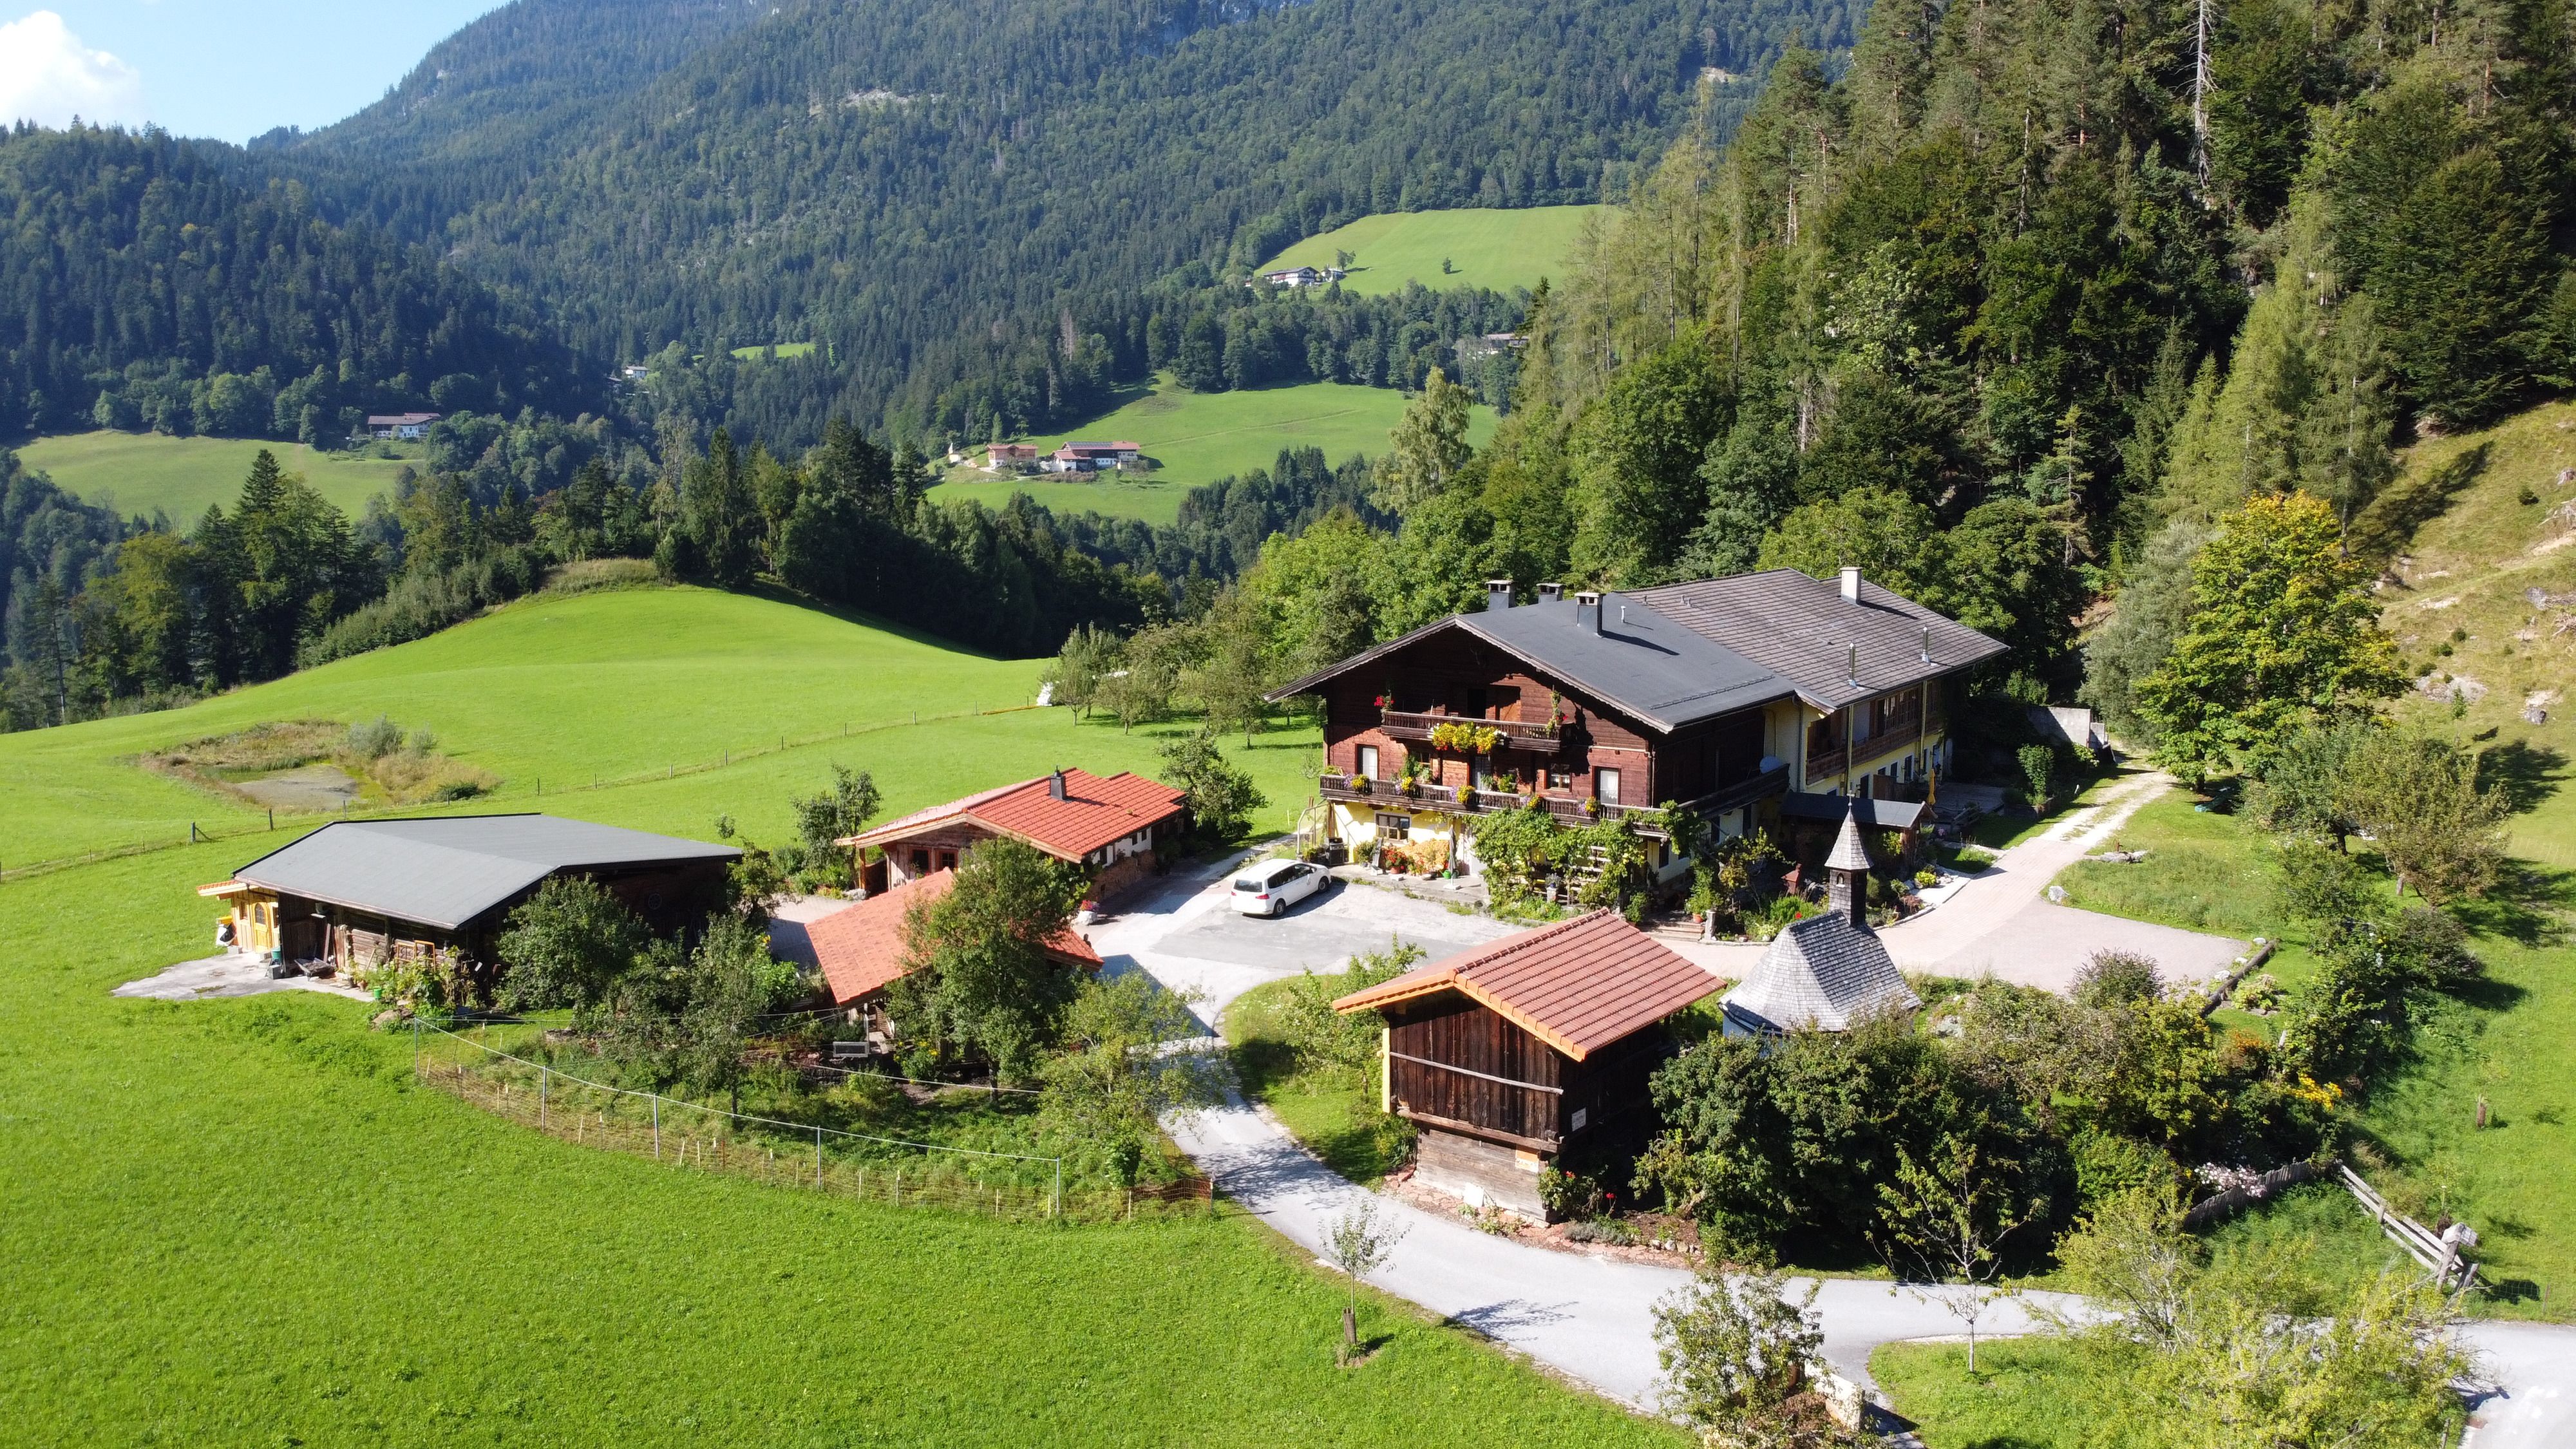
[19,430,419,520]
[934,377,1495,525]
[0,846,1682,1448]
[1259,205,1607,296]
[0,586,1322,868]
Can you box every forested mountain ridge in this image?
[243,0,1861,446]
[0,126,603,442]
[283,0,772,166]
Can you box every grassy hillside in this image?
[1260,205,1607,297]
[19,431,417,522]
[934,377,1496,524]
[0,586,1322,871]
[2053,400,2576,1318]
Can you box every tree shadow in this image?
[2353,442,2490,561]
[2450,862,2576,949]
[2474,741,2567,816]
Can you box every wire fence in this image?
[0,702,1043,886]
[410,1022,1213,1224]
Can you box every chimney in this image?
[1048,769,1068,800]
[1484,579,1515,611]
[1573,591,1603,634]
[1839,566,1862,603]
[1825,797,1872,927]
[1537,582,1564,603]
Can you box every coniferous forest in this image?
[5,0,2576,733]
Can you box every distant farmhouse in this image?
[1039,440,1144,474]
[985,442,1041,470]
[366,412,442,440]
[1253,264,1347,289]
[809,868,1102,1049]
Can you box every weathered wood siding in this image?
[1386,996,1562,1148]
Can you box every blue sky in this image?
[3,3,504,143]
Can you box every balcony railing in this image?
[1315,767,1790,836]
[1804,746,1848,784]
[1376,708,1569,753]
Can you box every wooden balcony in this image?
[1313,771,1797,837]
[1676,764,1792,818]
[1804,746,1848,784]
[1376,708,1568,753]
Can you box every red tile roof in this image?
[1332,909,1720,1059]
[808,870,1099,1007]
[838,769,1186,862]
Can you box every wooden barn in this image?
[198,815,738,996]
[1333,909,1721,1218]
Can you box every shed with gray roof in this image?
[199,815,739,996]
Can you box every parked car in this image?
[1233,858,1329,916]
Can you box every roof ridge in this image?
[1452,907,1615,975]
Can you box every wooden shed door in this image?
[279,916,327,963]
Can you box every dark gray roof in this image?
[1269,594,1795,733]
[1720,911,1920,1033]
[231,815,739,931]
[1781,791,1926,829]
[1629,571,2007,711]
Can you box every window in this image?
[909,849,931,876]
[1374,813,1412,840]
[1548,766,1574,790]
[1596,767,1622,806]
[1356,744,1379,781]
[936,850,958,873]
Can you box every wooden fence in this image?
[2339,1164,2481,1295]
[412,1027,1211,1225]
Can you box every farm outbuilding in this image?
[807,868,1100,1051]
[1332,909,1720,1218]
[198,814,738,996]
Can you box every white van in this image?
[1232,858,1329,917]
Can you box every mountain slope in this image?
[260,0,1855,439]
[0,128,601,440]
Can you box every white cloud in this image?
[0,11,146,129]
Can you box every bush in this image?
[345,715,404,758]
[2018,743,2057,806]
[2071,951,2163,1009]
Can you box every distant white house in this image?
[1253,265,1347,289]
[1039,440,1145,474]
[365,412,442,440]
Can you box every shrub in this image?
[345,715,404,758]
[2018,743,2056,806]
[2072,951,2163,1009]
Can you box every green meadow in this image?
[0,585,1321,871]
[0,584,1685,1446]
[1259,205,1607,297]
[936,377,1495,525]
[0,842,1674,1449]
[20,430,417,521]
[729,341,817,359]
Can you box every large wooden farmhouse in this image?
[198,815,738,992]
[838,768,1186,902]
[1271,569,2005,877]
[1334,909,1720,1218]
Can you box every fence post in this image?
[652,1096,661,1160]
[540,1066,548,1129]
[412,1018,421,1077]
[1052,1160,1063,1219]
[815,1126,824,1188]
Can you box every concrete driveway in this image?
[1882,772,2250,992]
[1091,857,1520,1031]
